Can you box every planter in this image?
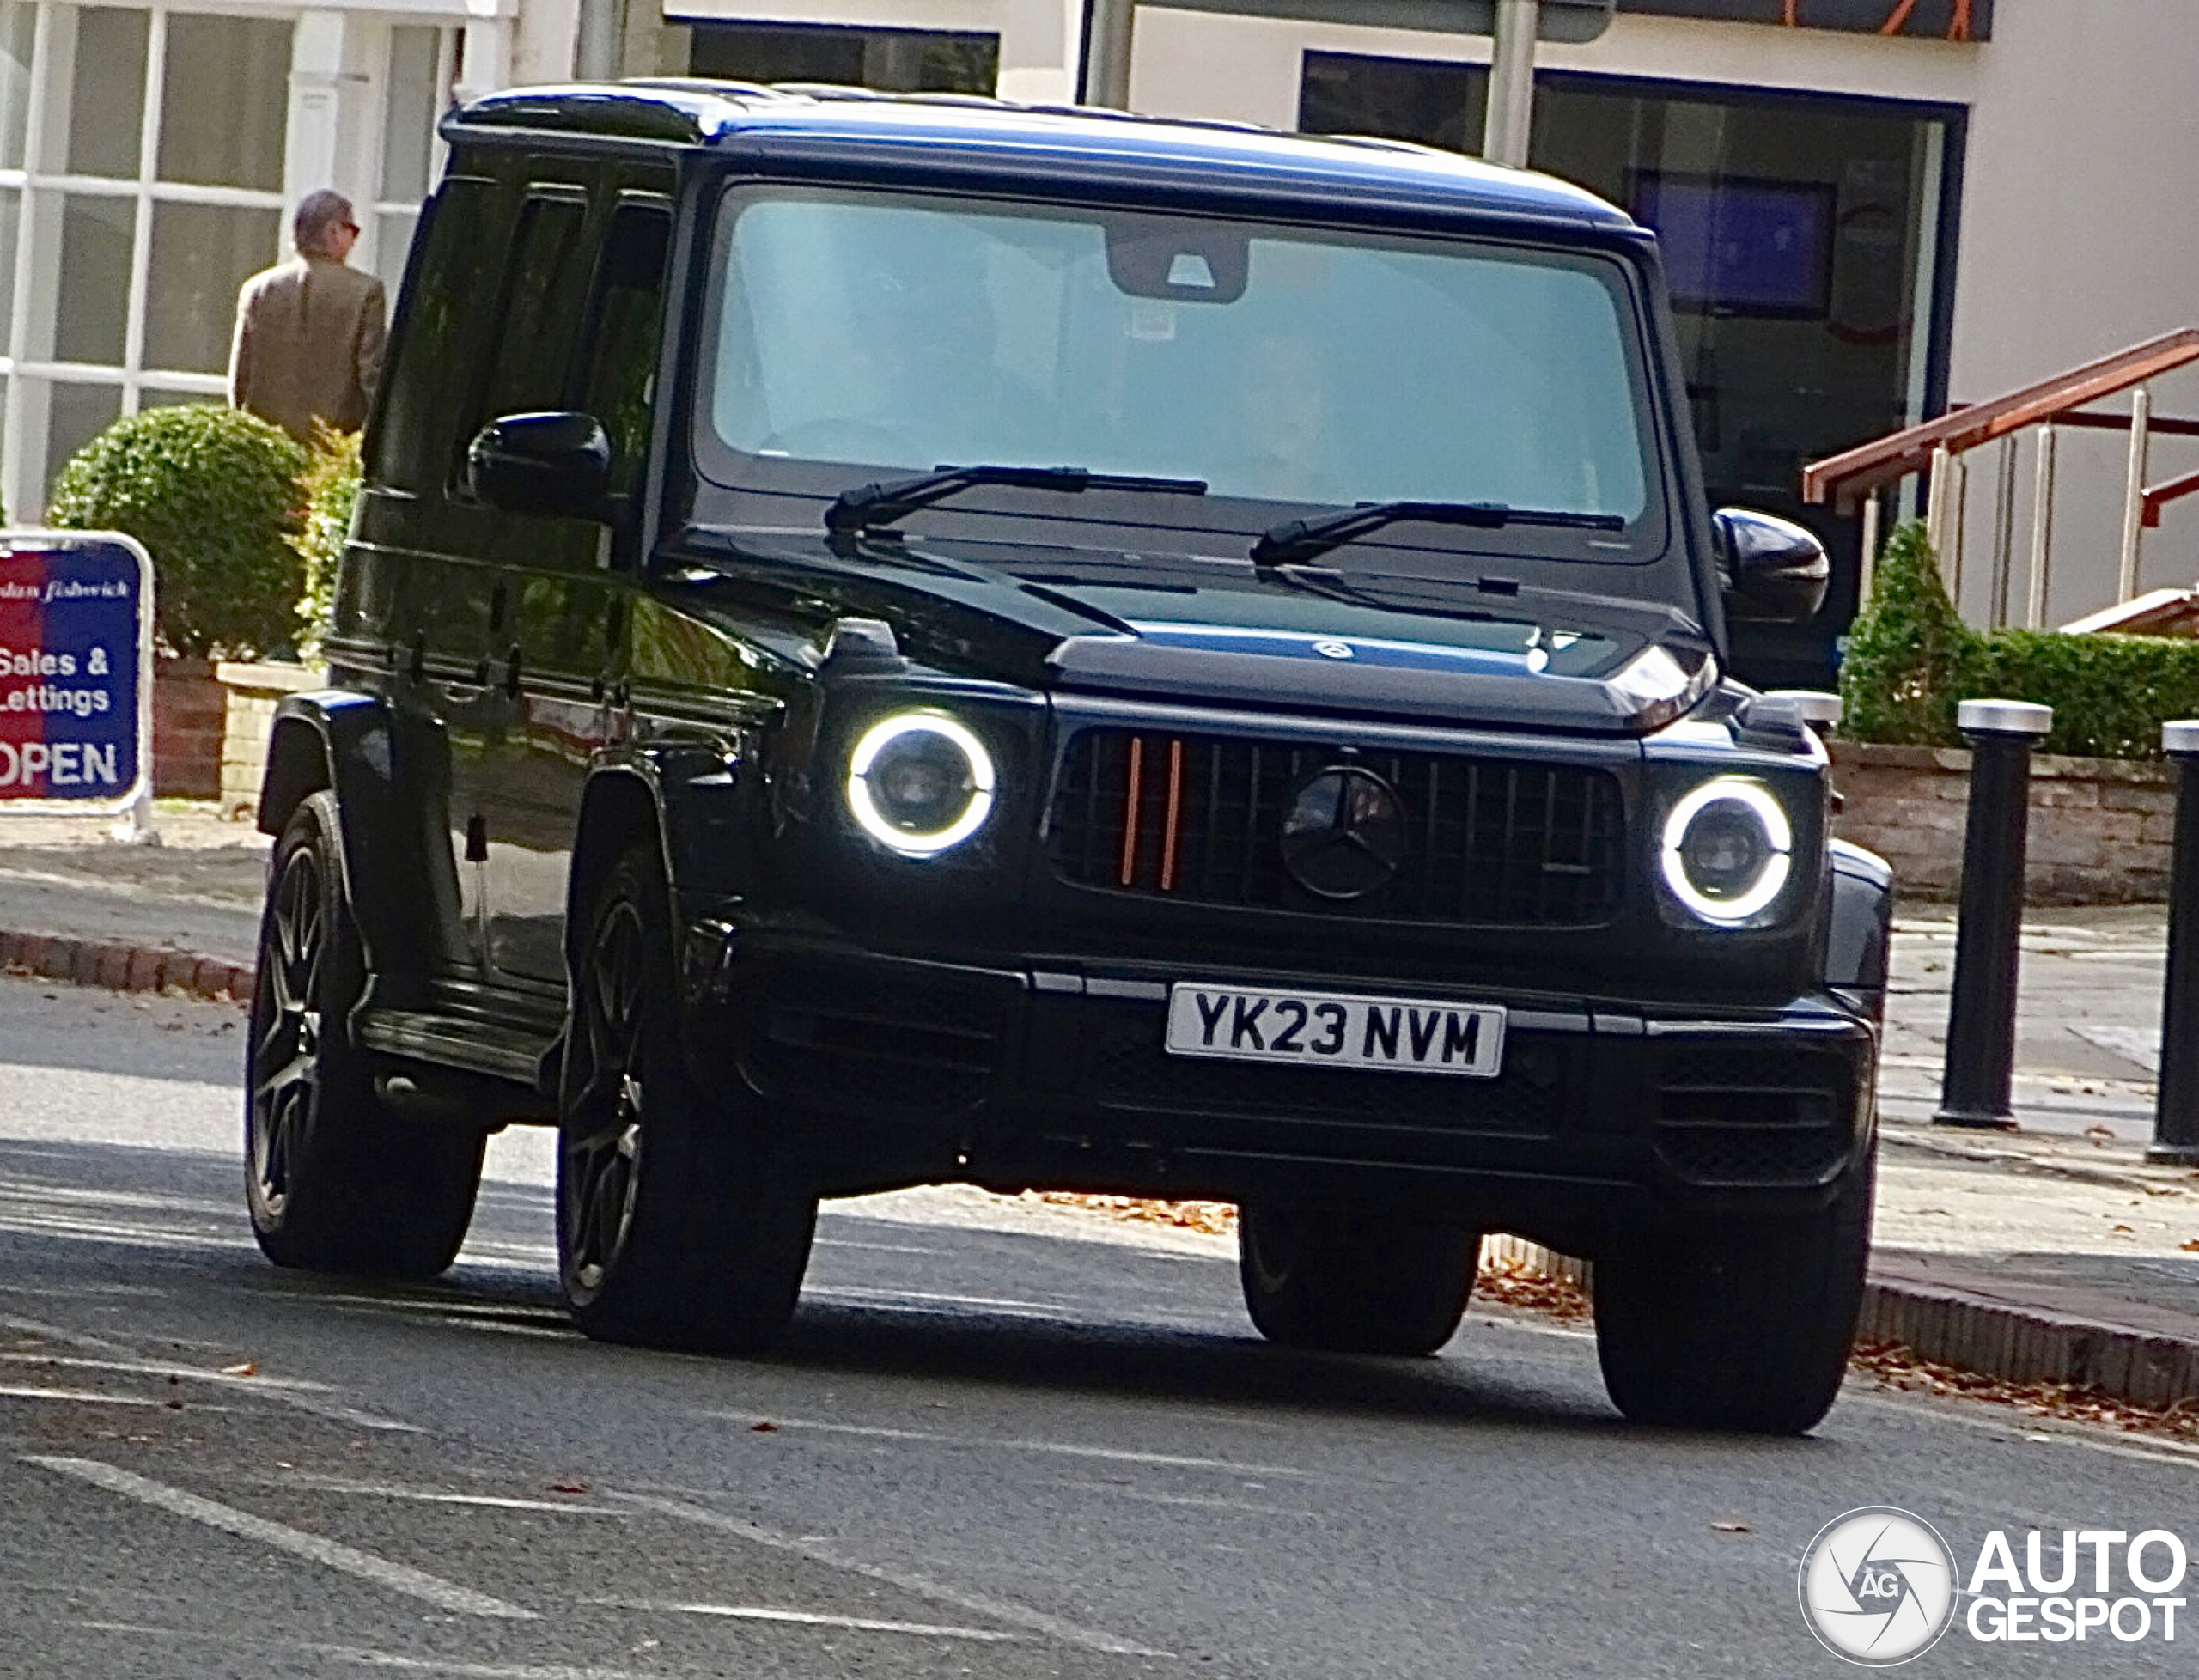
[152,655,224,800]
[216,659,320,819]
[1830,740,2178,905]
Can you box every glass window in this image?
[478,192,589,423]
[0,1,34,172]
[369,175,503,492]
[0,186,16,346]
[63,8,147,180]
[157,15,290,191]
[381,27,447,204]
[581,202,670,497]
[710,190,1654,524]
[143,201,282,374]
[371,209,417,297]
[686,21,997,94]
[43,379,119,492]
[54,193,133,364]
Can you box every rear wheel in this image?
[244,792,484,1276]
[1593,1160,1873,1434]
[1238,1202,1480,1355]
[557,843,817,1354]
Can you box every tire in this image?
[245,791,485,1277]
[1238,1202,1479,1356]
[1593,1159,1873,1435]
[557,842,817,1354]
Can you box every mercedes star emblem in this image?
[1281,766,1406,899]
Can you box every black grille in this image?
[745,963,1008,1119]
[1088,1015,1567,1135]
[1654,1045,1853,1188]
[1046,730,1623,928]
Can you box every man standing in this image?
[228,190,387,444]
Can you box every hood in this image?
[688,531,1719,735]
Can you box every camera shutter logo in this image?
[1799,1507,1957,1665]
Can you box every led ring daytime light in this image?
[1660,776,1792,924]
[845,712,996,856]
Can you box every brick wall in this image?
[216,661,320,819]
[1830,740,2178,904]
[151,657,222,799]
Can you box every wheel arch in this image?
[1824,838,1894,1019]
[565,764,674,976]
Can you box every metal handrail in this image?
[1801,327,2199,510]
[2145,468,2199,531]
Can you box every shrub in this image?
[46,403,309,660]
[1838,520,1975,746]
[290,424,362,667]
[1840,518,2199,758]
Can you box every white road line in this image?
[613,1491,1171,1659]
[26,1458,535,1621]
[806,1285,1074,1314]
[716,1415,1313,1478]
[0,1315,422,1433]
[0,1351,343,1391]
[0,1384,213,1408]
[76,1622,649,1680]
[258,1474,629,1515]
[596,1599,1015,1641]
[1058,1479,1309,1517]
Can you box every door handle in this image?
[501,643,523,698]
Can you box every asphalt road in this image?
[2,977,2196,1678]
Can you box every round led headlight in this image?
[1660,776,1793,925]
[845,713,996,856]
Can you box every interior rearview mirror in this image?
[1714,508,1830,624]
[466,411,612,520]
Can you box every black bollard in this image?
[1934,698,2053,1130]
[2148,721,2199,1166]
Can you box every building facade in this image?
[2,0,2192,661]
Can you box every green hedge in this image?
[290,425,362,667]
[47,403,308,660]
[1840,519,2199,759]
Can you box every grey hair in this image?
[292,190,356,257]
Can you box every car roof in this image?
[443,79,1636,231]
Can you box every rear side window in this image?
[368,175,503,494]
[474,189,593,437]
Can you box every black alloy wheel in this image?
[245,791,484,1276]
[1238,1202,1480,1356]
[557,843,817,1354]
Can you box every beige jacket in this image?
[228,256,387,444]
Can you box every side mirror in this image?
[1714,508,1830,624]
[466,411,612,520]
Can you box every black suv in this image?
[245,80,1891,1434]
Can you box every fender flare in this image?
[259,691,457,981]
[1824,838,1895,1018]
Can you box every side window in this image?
[466,185,593,462]
[368,174,503,495]
[578,199,673,501]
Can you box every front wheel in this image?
[557,843,817,1354]
[244,791,484,1276]
[1593,1160,1873,1434]
[1238,1203,1480,1355]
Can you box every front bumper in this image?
[697,932,1878,1240]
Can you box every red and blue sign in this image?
[0,532,153,812]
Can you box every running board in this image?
[356,1009,555,1092]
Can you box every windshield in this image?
[702,186,1660,539]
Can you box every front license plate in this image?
[1164,984,1507,1078]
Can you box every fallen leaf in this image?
[221,1361,257,1377]
[546,1482,589,1495]
[2181,1239,2199,1253]
[2086,1125,2116,1147]
[163,1398,183,1410]
[1712,1521,1751,1533]
[2112,1224,2135,1234]
[751,1420,778,1433]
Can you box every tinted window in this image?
[578,199,671,500]
[368,174,502,493]
[476,189,592,434]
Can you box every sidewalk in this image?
[0,806,2194,1413]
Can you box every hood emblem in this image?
[1281,767,1405,900]
[1312,639,1355,660]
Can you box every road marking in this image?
[0,1384,221,1408]
[811,1237,949,1256]
[806,1284,1074,1314]
[595,1599,1015,1641]
[1058,1479,1310,1517]
[613,1491,1170,1659]
[0,1315,422,1433]
[714,1415,1313,1478]
[256,1474,630,1515]
[26,1458,535,1620]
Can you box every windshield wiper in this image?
[826,465,1207,537]
[1252,500,1626,569]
